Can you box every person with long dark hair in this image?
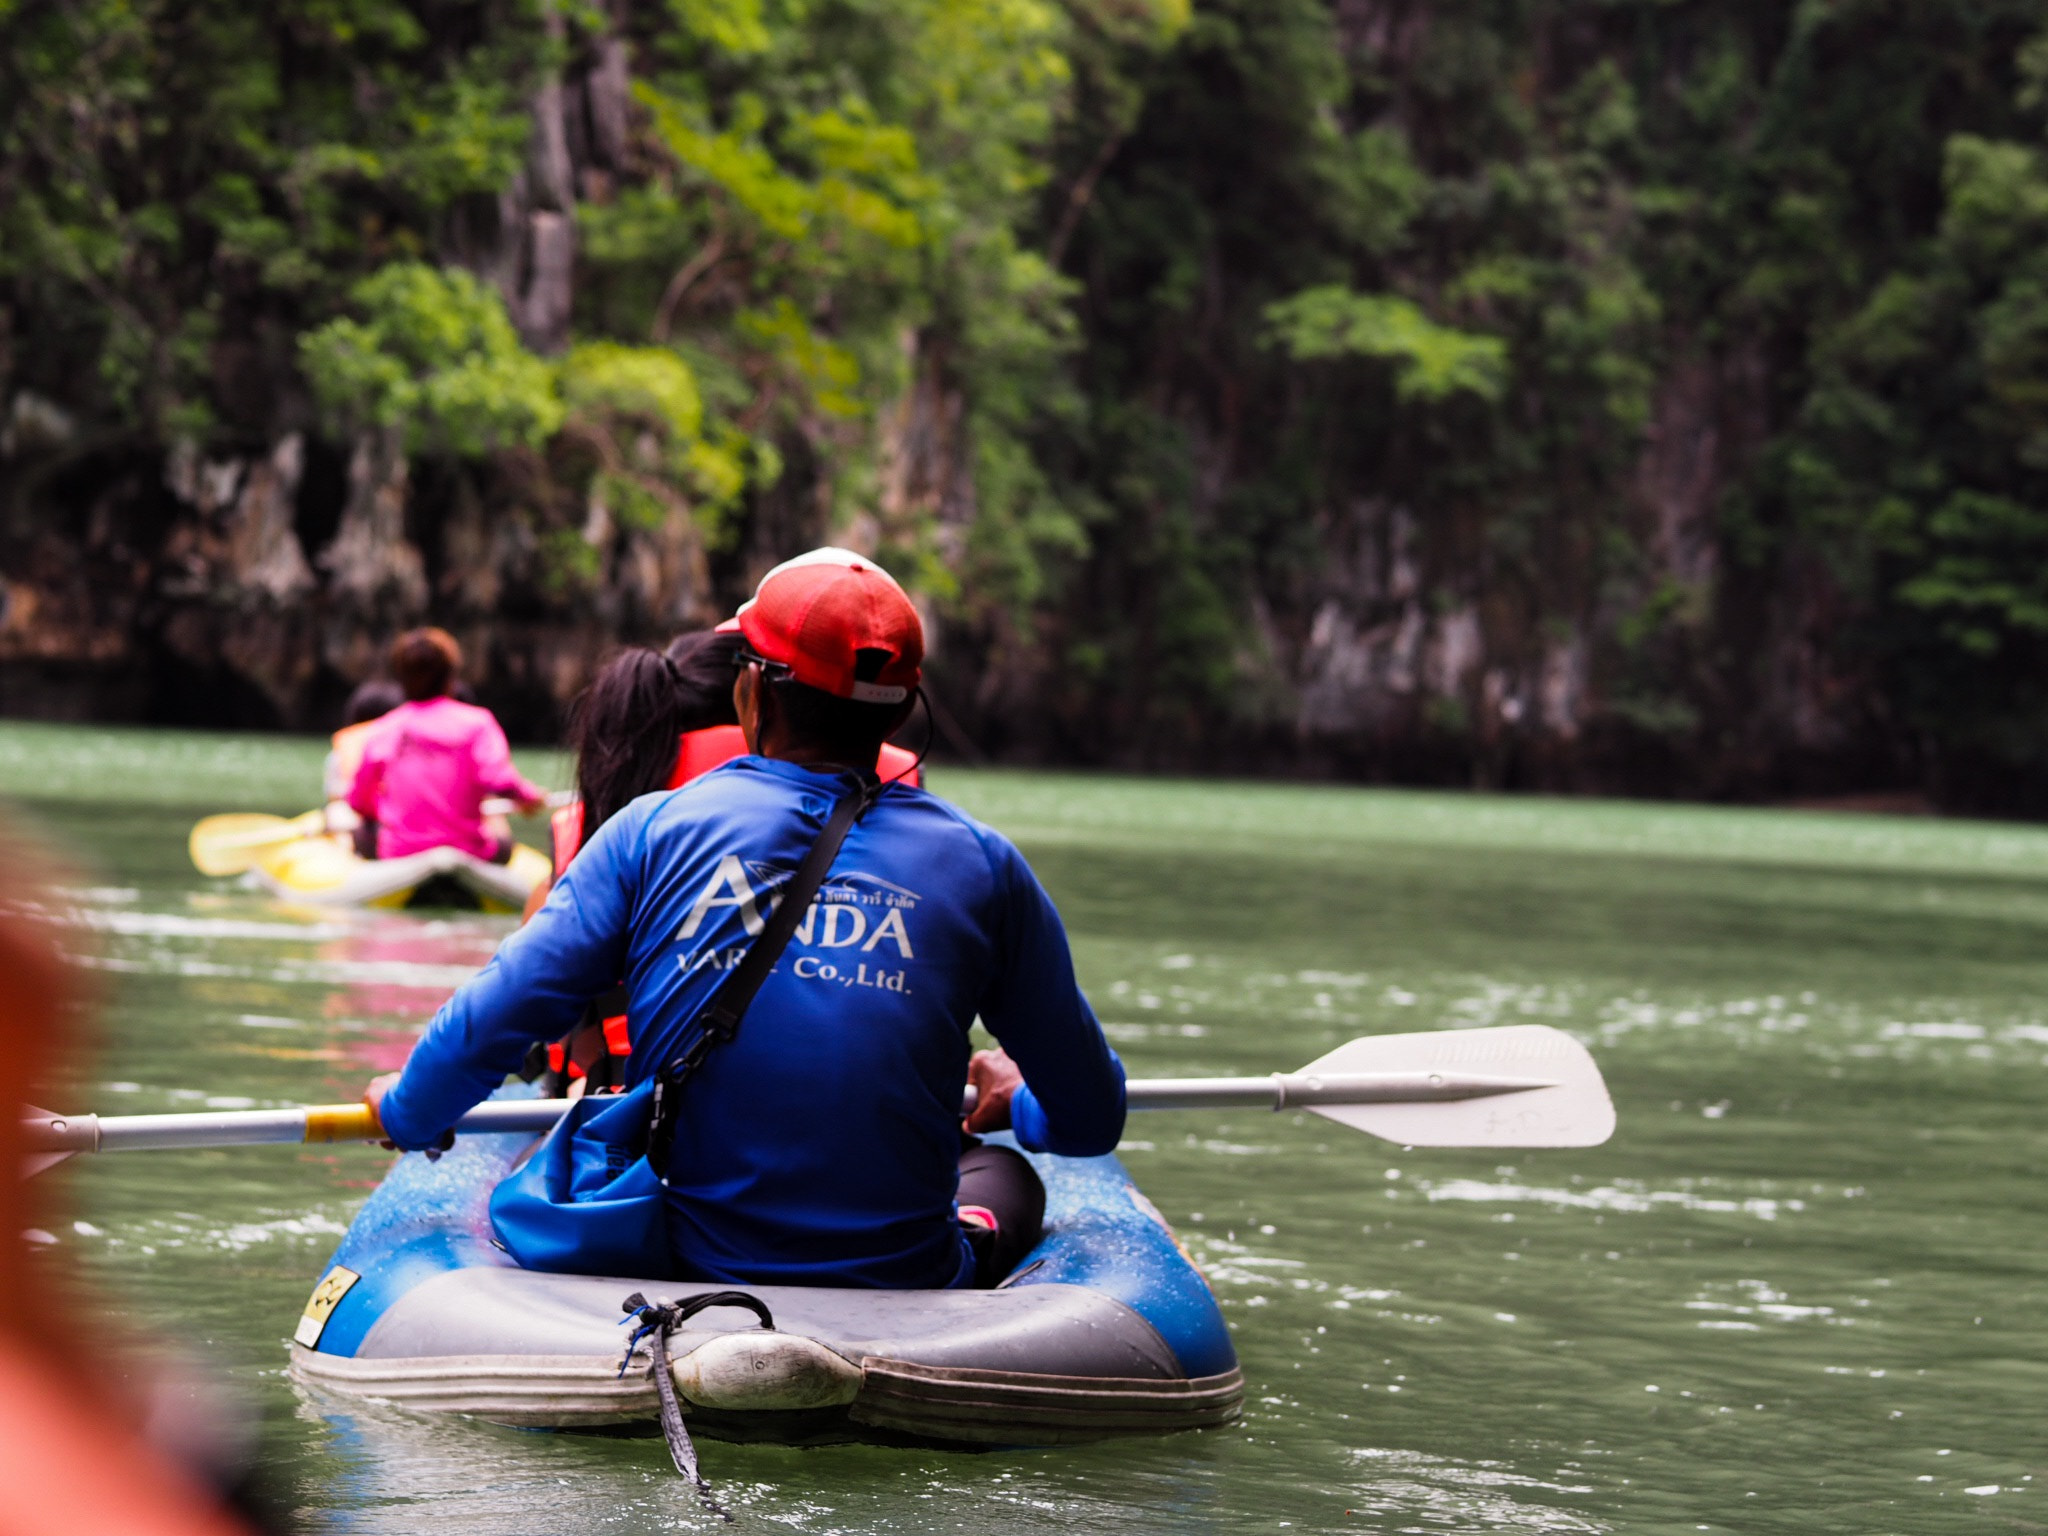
[556,631,744,870]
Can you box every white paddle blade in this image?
[1299,1024,1615,1148]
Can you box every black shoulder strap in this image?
[693,779,873,1044]
[648,771,879,1160]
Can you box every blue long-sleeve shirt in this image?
[379,755,1126,1288]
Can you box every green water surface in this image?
[3,718,2045,1534]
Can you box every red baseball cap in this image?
[724,548,923,705]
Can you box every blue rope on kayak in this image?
[616,1289,776,1521]
[617,1304,666,1376]
[616,1289,775,1376]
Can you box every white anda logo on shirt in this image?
[675,855,919,959]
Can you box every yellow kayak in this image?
[250,835,551,913]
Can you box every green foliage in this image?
[560,342,704,444]
[733,302,867,420]
[0,0,545,432]
[572,0,1099,609]
[300,264,563,455]
[1341,128,1428,258]
[1899,492,2048,652]
[558,340,751,512]
[1770,15,2048,764]
[666,0,773,58]
[1016,0,2048,782]
[1263,287,1507,401]
[0,0,1085,584]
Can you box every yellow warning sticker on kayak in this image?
[294,1266,360,1348]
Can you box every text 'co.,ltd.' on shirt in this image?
[346,696,544,861]
[377,756,1127,1289]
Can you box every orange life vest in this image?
[325,716,385,801]
[550,727,921,875]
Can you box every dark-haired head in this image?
[343,678,404,727]
[665,629,745,710]
[569,631,744,849]
[390,628,462,701]
[741,646,915,770]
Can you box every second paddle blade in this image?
[188,811,322,875]
[1299,1024,1616,1148]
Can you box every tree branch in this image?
[651,228,727,341]
[1046,131,1126,271]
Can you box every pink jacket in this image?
[346,696,543,860]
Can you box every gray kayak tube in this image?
[288,1091,1243,1448]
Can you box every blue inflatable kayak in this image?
[288,1099,1242,1447]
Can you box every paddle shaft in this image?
[212,795,564,842]
[22,1070,1552,1157]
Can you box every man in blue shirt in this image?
[369,549,1126,1288]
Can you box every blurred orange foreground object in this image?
[0,831,252,1536]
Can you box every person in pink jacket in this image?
[346,628,545,862]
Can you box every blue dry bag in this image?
[489,1081,671,1276]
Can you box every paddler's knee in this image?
[957,1142,1045,1287]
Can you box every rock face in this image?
[1230,342,1893,800]
[0,358,1909,802]
[0,419,723,735]
[0,342,1894,793]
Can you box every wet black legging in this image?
[957,1142,1045,1288]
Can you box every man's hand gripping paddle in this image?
[19,1024,1613,1172]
